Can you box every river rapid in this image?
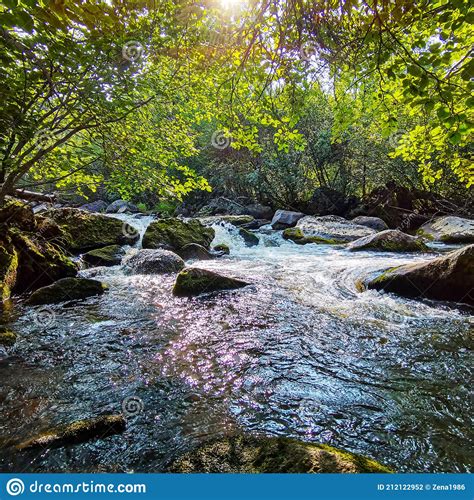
[0,215,472,473]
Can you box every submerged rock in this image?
[0,328,16,347]
[348,230,429,253]
[239,228,259,247]
[16,415,125,451]
[361,244,474,305]
[271,210,305,230]
[351,216,389,232]
[45,208,138,252]
[125,249,185,274]
[83,245,125,267]
[294,215,375,243]
[169,435,392,473]
[418,216,474,244]
[143,218,214,251]
[173,268,249,296]
[27,277,107,305]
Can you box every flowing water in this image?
[0,216,472,473]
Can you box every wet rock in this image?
[271,210,305,230]
[240,219,270,230]
[35,216,64,241]
[45,208,138,252]
[125,249,185,274]
[351,216,389,232]
[348,230,429,253]
[79,200,108,213]
[283,227,341,245]
[239,228,259,247]
[294,216,375,243]
[82,245,125,266]
[245,204,274,220]
[361,244,474,305]
[0,328,16,347]
[27,277,107,305]
[16,415,126,451]
[143,218,214,251]
[306,187,359,217]
[0,238,18,301]
[168,435,392,473]
[173,268,249,297]
[106,199,139,214]
[418,216,474,244]
[177,243,214,260]
[213,244,230,255]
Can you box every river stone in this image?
[106,199,139,214]
[351,216,389,232]
[79,200,108,213]
[295,215,376,243]
[213,244,230,255]
[168,435,392,473]
[27,277,107,305]
[348,230,429,253]
[82,245,125,266]
[283,227,342,245]
[239,228,259,247]
[16,415,126,451]
[45,208,139,252]
[177,243,214,260]
[271,210,305,230]
[173,268,249,296]
[418,216,474,243]
[198,215,255,227]
[125,249,185,274]
[143,218,215,251]
[361,244,474,305]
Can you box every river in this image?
[0,215,472,472]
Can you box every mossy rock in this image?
[125,249,185,274]
[45,208,138,252]
[0,198,35,231]
[348,230,429,253]
[0,328,16,347]
[9,229,77,293]
[143,218,215,251]
[16,415,125,451]
[169,435,393,473]
[173,267,249,297]
[0,238,18,301]
[418,216,474,244]
[177,243,214,260]
[27,277,108,305]
[213,244,230,255]
[83,245,125,267]
[239,228,259,247]
[199,215,255,227]
[282,227,340,245]
[361,244,474,305]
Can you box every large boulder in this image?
[82,245,125,267]
[360,244,474,305]
[173,268,249,296]
[239,228,259,247]
[271,210,305,230]
[27,277,107,305]
[125,249,185,274]
[348,230,429,253]
[79,200,108,213]
[169,435,392,473]
[16,415,125,451]
[418,216,474,244]
[106,199,139,214]
[291,216,376,244]
[0,198,35,230]
[306,187,359,217]
[45,208,139,252]
[351,216,389,232]
[143,218,214,251]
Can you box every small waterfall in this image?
[106,213,156,249]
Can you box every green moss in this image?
[173,267,249,296]
[83,245,124,266]
[282,227,341,245]
[213,243,230,254]
[239,228,259,246]
[0,242,18,301]
[143,218,215,250]
[0,328,16,347]
[27,278,108,305]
